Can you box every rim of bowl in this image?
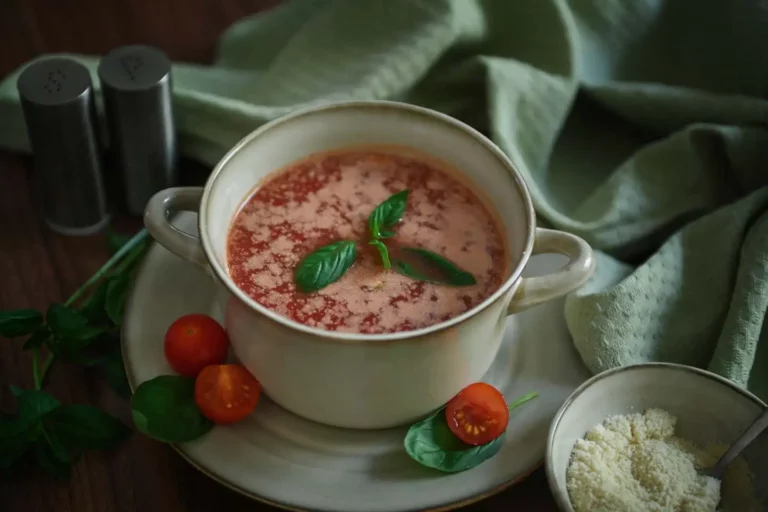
[544,362,768,512]
[198,99,537,343]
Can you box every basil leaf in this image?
[54,329,110,359]
[45,304,88,338]
[33,440,70,481]
[369,240,391,269]
[22,327,51,351]
[294,241,357,293]
[47,304,107,355]
[131,375,213,443]
[392,248,476,287]
[97,352,131,399]
[404,408,505,473]
[368,190,408,240]
[0,414,30,469]
[42,428,71,464]
[47,405,130,451]
[77,281,109,324]
[0,309,43,338]
[1,389,60,471]
[105,275,130,326]
[11,387,60,430]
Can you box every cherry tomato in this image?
[164,314,229,377]
[445,382,509,446]
[194,364,261,424]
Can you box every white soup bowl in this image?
[144,101,595,429]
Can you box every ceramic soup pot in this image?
[144,100,595,429]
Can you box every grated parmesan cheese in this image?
[566,408,761,512]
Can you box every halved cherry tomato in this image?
[194,364,261,424]
[164,314,229,377]
[445,382,509,446]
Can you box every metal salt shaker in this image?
[17,57,111,235]
[98,45,178,216]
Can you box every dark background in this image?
[0,0,557,510]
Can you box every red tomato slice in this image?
[194,364,261,424]
[164,314,229,377]
[445,382,509,446]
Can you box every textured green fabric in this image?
[2,0,767,399]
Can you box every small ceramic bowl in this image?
[546,363,768,512]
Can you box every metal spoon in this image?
[704,407,768,479]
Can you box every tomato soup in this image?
[226,148,508,334]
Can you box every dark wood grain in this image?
[0,1,558,510]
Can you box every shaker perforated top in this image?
[17,57,93,107]
[97,45,172,91]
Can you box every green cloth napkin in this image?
[2,0,767,400]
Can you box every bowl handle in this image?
[507,228,595,314]
[144,187,208,269]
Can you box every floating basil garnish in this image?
[294,240,358,293]
[293,188,476,291]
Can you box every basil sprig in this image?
[293,189,477,292]
[367,189,408,270]
[0,229,148,480]
[404,391,538,473]
[294,240,358,293]
[0,387,131,481]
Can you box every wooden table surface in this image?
[0,1,559,510]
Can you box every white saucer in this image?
[123,213,590,512]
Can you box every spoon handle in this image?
[710,407,768,479]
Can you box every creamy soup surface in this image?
[226,148,508,334]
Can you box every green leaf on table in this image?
[105,275,130,326]
[46,304,107,355]
[369,239,391,269]
[77,281,109,324]
[47,304,104,340]
[1,388,60,471]
[0,309,43,338]
[0,414,31,469]
[11,387,60,430]
[46,404,131,452]
[131,375,213,443]
[22,327,51,351]
[404,407,504,473]
[97,352,131,399]
[294,241,357,293]
[54,329,117,367]
[42,427,71,464]
[368,189,408,240]
[33,439,70,481]
[392,248,476,287]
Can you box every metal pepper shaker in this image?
[16,57,111,236]
[98,45,178,216]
